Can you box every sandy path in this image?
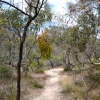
[33,67,64,100]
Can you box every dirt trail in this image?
[33,67,64,100]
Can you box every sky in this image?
[48,0,77,14]
[4,0,77,14]
[48,0,67,14]
[2,0,77,27]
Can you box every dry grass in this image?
[59,70,100,100]
[20,71,48,100]
[0,69,48,100]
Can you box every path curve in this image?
[33,67,64,100]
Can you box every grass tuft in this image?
[30,81,44,89]
[35,67,45,74]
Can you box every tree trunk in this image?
[65,50,71,70]
[16,15,39,100]
[16,42,23,100]
[48,59,54,68]
[98,3,100,26]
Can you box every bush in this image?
[88,69,100,83]
[64,67,72,71]
[30,81,43,89]
[63,85,73,93]
[30,62,37,69]
[35,66,45,74]
[0,66,11,78]
[39,60,44,67]
[30,60,44,70]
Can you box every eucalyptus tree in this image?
[65,0,100,99]
[21,3,52,76]
[0,0,52,100]
[47,25,74,70]
[64,0,100,64]
[48,1,100,99]
[0,8,24,66]
[0,9,25,95]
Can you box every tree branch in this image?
[0,0,31,17]
[85,76,100,100]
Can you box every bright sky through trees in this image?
[2,0,78,30]
[48,0,77,14]
[4,0,77,14]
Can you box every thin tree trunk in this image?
[48,59,54,68]
[16,42,23,100]
[65,50,71,70]
[16,15,39,100]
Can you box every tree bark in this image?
[65,50,71,70]
[16,41,23,100]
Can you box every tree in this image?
[47,0,100,99]
[0,0,52,100]
[66,0,100,99]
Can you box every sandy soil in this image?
[33,67,65,100]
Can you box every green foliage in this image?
[38,31,53,59]
[64,66,72,71]
[64,26,88,52]
[0,66,11,78]
[35,67,45,74]
[30,62,37,69]
[0,9,23,29]
[30,60,44,71]
[37,60,44,68]
[64,85,73,93]
[34,3,52,25]
[30,81,43,89]
[65,10,96,52]
[26,3,52,31]
[88,65,100,82]
[89,72,100,82]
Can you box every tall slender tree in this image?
[0,0,51,100]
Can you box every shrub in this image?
[64,67,72,71]
[64,85,73,93]
[35,67,45,74]
[30,81,43,89]
[0,66,11,78]
[89,71,100,83]
[30,62,37,69]
[30,60,44,70]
